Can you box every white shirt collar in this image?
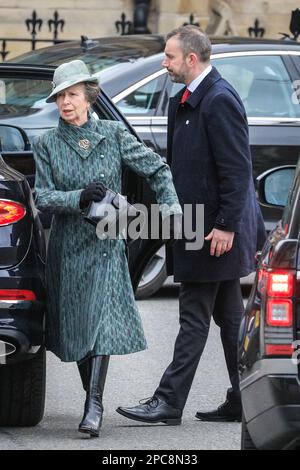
[187,65,212,93]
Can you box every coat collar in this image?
[57,113,106,159]
[171,66,222,110]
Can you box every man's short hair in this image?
[166,25,211,63]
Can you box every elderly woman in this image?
[32,60,182,437]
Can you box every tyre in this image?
[241,413,257,450]
[135,246,167,299]
[0,347,46,426]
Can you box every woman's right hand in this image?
[79,182,106,209]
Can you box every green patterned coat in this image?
[32,115,181,362]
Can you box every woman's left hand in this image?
[79,182,106,209]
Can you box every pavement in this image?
[0,282,242,450]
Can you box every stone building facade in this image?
[0,0,299,60]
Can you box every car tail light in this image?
[266,299,292,326]
[263,270,295,357]
[265,344,294,356]
[0,289,36,301]
[267,272,294,297]
[0,200,26,226]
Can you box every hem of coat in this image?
[46,343,148,363]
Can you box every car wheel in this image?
[135,246,167,299]
[241,413,257,450]
[0,347,46,426]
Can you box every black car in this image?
[5,34,300,296]
[239,159,300,450]
[0,124,46,426]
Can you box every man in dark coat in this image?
[117,26,266,425]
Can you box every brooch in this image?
[78,139,91,149]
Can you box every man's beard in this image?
[168,70,186,84]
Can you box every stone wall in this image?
[0,0,135,59]
[226,0,299,39]
[0,0,299,61]
[157,0,210,33]
[157,0,299,38]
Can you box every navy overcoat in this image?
[167,67,266,282]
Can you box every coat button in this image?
[100,154,105,159]
[100,173,105,178]
[103,252,108,257]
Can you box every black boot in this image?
[77,358,90,391]
[78,355,109,437]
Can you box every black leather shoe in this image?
[116,396,182,425]
[195,399,242,423]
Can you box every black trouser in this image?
[154,279,244,410]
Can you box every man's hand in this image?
[204,228,235,257]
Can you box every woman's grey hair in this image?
[83,81,100,104]
[166,25,211,63]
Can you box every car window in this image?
[115,75,165,116]
[0,77,59,143]
[166,55,300,119]
[0,73,125,150]
[212,55,300,118]
[169,82,185,98]
[0,78,52,107]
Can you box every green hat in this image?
[46,59,99,103]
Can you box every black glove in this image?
[79,182,106,209]
[161,213,182,247]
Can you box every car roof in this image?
[8,34,300,98]
[10,34,300,67]
[9,35,166,67]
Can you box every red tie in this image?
[180,88,191,104]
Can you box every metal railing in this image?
[0,10,68,61]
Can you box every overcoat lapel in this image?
[187,67,222,109]
[167,67,222,167]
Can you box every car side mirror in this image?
[256,165,296,208]
[0,124,30,152]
